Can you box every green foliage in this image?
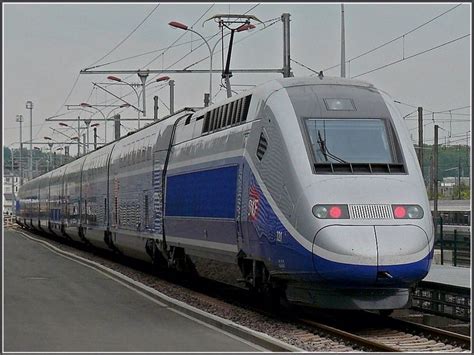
[420,144,470,180]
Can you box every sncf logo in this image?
[248,185,260,221]
[249,198,259,220]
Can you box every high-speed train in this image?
[17,76,434,310]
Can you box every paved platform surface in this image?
[423,264,471,288]
[4,229,262,352]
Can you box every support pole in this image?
[11,148,14,215]
[138,72,149,128]
[418,106,423,174]
[204,93,210,107]
[84,119,91,153]
[114,114,121,140]
[340,5,346,78]
[169,80,175,114]
[16,115,23,186]
[458,150,461,199]
[282,13,292,78]
[77,116,81,158]
[433,125,439,231]
[93,128,98,150]
[26,101,33,181]
[82,134,86,155]
[154,96,159,120]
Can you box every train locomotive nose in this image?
[312,226,378,285]
[312,225,431,286]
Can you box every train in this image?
[16,76,434,311]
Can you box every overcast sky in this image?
[3,2,471,155]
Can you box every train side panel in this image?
[63,156,87,242]
[82,144,115,249]
[48,166,67,237]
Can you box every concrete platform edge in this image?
[15,229,303,353]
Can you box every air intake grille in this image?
[349,204,393,219]
[256,132,267,160]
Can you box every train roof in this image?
[274,75,374,89]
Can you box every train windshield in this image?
[305,118,395,164]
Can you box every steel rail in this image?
[383,316,471,349]
[299,318,399,352]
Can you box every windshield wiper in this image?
[317,130,329,161]
[317,130,348,164]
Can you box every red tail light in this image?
[393,206,407,218]
[329,206,342,218]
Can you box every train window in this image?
[307,119,393,163]
[184,116,192,125]
[305,118,405,174]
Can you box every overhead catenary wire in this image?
[82,35,219,71]
[85,3,161,69]
[291,58,320,75]
[183,17,281,71]
[323,3,463,73]
[351,33,470,78]
[52,3,218,122]
[86,4,272,109]
[50,4,162,128]
[135,3,216,75]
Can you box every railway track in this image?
[295,310,470,352]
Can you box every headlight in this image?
[312,204,349,219]
[392,205,424,219]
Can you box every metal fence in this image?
[412,281,470,322]
[435,217,470,267]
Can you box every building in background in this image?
[3,169,20,215]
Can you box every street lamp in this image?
[44,136,55,171]
[107,76,168,129]
[59,121,83,156]
[16,114,24,185]
[81,102,130,143]
[6,145,15,215]
[169,21,254,103]
[169,21,213,104]
[80,103,107,144]
[26,100,33,180]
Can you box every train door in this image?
[237,162,249,253]
[152,151,165,241]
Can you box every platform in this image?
[423,264,471,289]
[4,229,263,352]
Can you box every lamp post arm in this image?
[119,79,141,107]
[93,83,141,113]
[187,28,213,104]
